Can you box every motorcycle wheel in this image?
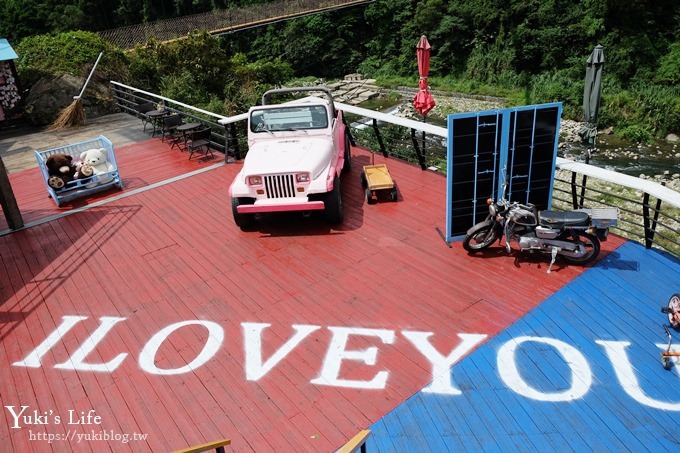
[562,232,600,265]
[463,223,498,252]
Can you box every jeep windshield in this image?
[250,105,328,133]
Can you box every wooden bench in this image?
[171,438,231,453]
[336,429,370,453]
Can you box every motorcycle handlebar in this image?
[502,200,535,211]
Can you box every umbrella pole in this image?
[422,114,426,156]
[579,132,594,208]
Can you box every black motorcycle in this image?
[463,197,617,270]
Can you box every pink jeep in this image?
[229,87,351,229]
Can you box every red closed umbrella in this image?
[413,35,436,117]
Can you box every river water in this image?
[560,136,680,178]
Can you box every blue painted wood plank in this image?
[525,282,672,445]
[427,390,485,451]
[367,419,398,452]
[454,364,535,451]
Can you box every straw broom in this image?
[48,51,103,131]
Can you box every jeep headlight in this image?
[295,172,310,183]
[247,175,263,186]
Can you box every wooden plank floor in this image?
[0,141,647,452]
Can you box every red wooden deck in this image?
[1,138,625,452]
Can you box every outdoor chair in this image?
[161,114,184,147]
[186,128,213,160]
[134,101,155,132]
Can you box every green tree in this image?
[0,0,51,43]
[657,42,680,84]
[235,7,365,78]
[359,0,417,77]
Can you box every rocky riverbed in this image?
[559,119,680,192]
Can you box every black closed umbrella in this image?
[581,44,605,147]
[577,45,604,208]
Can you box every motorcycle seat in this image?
[538,210,590,227]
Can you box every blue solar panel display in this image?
[445,103,562,241]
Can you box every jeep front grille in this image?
[264,174,296,198]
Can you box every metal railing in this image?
[110,81,243,160]
[109,81,680,258]
[552,159,680,256]
[340,102,448,170]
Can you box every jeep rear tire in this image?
[231,197,256,230]
[325,176,343,224]
[342,129,352,173]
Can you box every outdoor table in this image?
[176,122,201,150]
[146,109,170,136]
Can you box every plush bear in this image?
[45,153,76,190]
[80,148,114,185]
[74,161,94,180]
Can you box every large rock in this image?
[23,74,116,126]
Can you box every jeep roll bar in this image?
[261,86,336,119]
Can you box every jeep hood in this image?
[242,137,334,178]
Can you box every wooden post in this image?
[336,429,371,453]
[0,156,23,230]
[170,438,231,453]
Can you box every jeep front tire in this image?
[324,176,343,224]
[231,197,256,230]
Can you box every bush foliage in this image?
[14,31,129,87]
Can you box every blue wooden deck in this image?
[367,240,680,451]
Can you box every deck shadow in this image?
[462,244,611,273]
[595,250,641,271]
[0,204,142,341]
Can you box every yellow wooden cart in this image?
[361,163,398,204]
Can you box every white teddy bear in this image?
[80,148,114,186]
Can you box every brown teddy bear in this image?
[45,153,94,190]
[45,153,76,190]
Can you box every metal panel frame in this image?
[446,103,562,242]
